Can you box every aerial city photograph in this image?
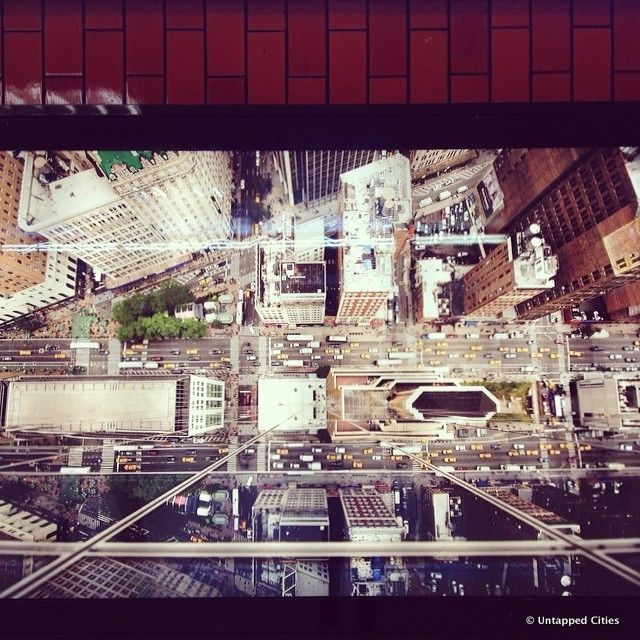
[0,146,639,600]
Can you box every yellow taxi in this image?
[498,346,509,352]
[429,360,441,366]
[569,351,582,357]
[363,448,373,455]
[436,342,448,347]
[525,449,539,456]
[470,345,483,351]
[508,451,520,457]
[350,342,360,348]
[186,348,199,355]
[388,347,399,352]
[516,346,529,353]
[352,461,363,469]
[325,348,335,355]
[464,353,476,359]
[221,356,231,362]
[360,353,371,359]
[343,453,354,460]
[442,449,453,455]
[181,456,195,463]
[531,352,543,358]
[489,359,501,365]
[276,353,289,360]
[579,444,592,451]
[123,464,140,471]
[390,455,404,461]
[429,452,439,458]
[190,536,204,543]
[550,449,562,455]
[54,353,67,359]
[539,347,551,353]
[540,443,552,450]
[479,452,492,459]
[341,348,351,354]
[164,363,177,369]
[550,353,559,359]
[276,448,288,455]
[443,457,457,463]
[436,350,447,356]
[132,344,145,351]
[122,349,135,356]
[421,347,433,353]
[218,447,229,454]
[559,442,568,449]
[326,453,337,461]
[208,362,220,369]
[470,444,483,451]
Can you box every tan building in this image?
[0,152,47,295]
[463,234,558,318]
[409,148,477,181]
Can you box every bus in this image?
[232,487,239,517]
[70,341,100,349]
[389,352,416,360]
[423,332,446,340]
[375,359,403,367]
[286,334,314,342]
[60,466,91,475]
[284,359,306,367]
[236,299,243,325]
[143,362,159,369]
[327,335,348,343]
[119,361,143,369]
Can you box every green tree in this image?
[209,319,224,330]
[180,318,207,339]
[159,280,193,313]
[59,477,83,504]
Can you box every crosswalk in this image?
[100,439,116,473]
[227,436,238,472]
[256,442,267,472]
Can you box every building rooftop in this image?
[279,262,326,295]
[339,487,399,529]
[416,259,451,319]
[257,377,327,432]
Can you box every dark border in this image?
[0,102,639,149]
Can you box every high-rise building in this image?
[414,259,452,321]
[0,152,47,295]
[408,149,477,181]
[19,151,233,288]
[462,230,558,318]
[604,280,640,321]
[326,368,499,442]
[336,155,411,325]
[422,487,464,542]
[288,150,381,206]
[2,374,225,437]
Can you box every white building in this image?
[257,377,326,433]
[3,374,224,437]
[336,154,411,325]
[18,151,233,288]
[409,149,478,181]
[0,500,57,542]
[255,244,326,326]
[414,259,452,321]
[339,487,404,542]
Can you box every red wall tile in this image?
[492,28,529,102]
[207,77,246,104]
[45,76,83,105]
[370,77,407,103]
[167,31,205,104]
[451,0,488,73]
[248,0,285,31]
[126,76,165,104]
[614,0,640,71]
[288,77,326,104]
[573,0,611,26]
[288,1,326,77]
[248,32,285,104]
[329,0,366,30]
[532,73,571,101]
[3,32,42,104]
[166,0,205,30]
[329,31,366,103]
[3,0,42,31]
[409,0,448,29]
[206,0,245,76]
[85,30,123,104]
[44,1,83,75]
[410,30,448,102]
[451,74,489,102]
[532,0,570,71]
[574,28,611,101]
[84,0,123,30]
[491,0,529,27]
[614,72,640,99]
[126,0,164,75]
[369,0,407,77]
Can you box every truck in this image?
[307,341,320,348]
[489,332,509,340]
[308,462,322,470]
[375,359,403,367]
[300,454,314,462]
[284,359,306,367]
[299,348,313,354]
[423,332,446,340]
[605,463,626,470]
[501,464,521,472]
[438,190,452,201]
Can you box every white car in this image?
[240,179,245,189]
[512,444,525,450]
[619,443,633,451]
[311,355,321,360]
[454,445,466,451]
[504,353,517,359]
[372,455,382,461]
[273,342,284,348]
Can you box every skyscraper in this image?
[408,149,477,181]
[19,151,233,288]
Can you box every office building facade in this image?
[408,149,477,181]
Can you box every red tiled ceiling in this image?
[3,32,42,104]
[409,0,448,29]
[410,30,448,102]
[451,74,489,102]
[573,0,611,26]
[167,31,205,104]
[369,0,407,77]
[288,77,326,104]
[44,0,83,75]
[532,73,571,101]
[370,77,407,103]
[451,0,488,73]
[206,0,245,76]
[329,31,366,103]
[613,0,640,71]
[288,0,326,77]
[3,0,42,31]
[45,76,83,105]
[491,0,530,27]
[247,0,285,31]
[85,30,124,104]
[248,32,285,104]
[614,72,640,100]
[532,0,570,71]
[491,28,529,102]
[126,0,164,75]
[207,77,246,104]
[126,76,165,104]
[574,28,611,100]
[328,0,366,30]
[84,0,123,30]
[166,0,204,29]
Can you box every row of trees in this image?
[111,281,207,342]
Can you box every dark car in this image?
[166,456,176,463]
[98,349,109,355]
[490,444,501,450]
[209,349,222,355]
[184,450,197,456]
[590,346,604,351]
[171,350,181,355]
[396,461,409,470]
[329,460,345,469]
[188,356,201,361]
[252,361,260,367]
